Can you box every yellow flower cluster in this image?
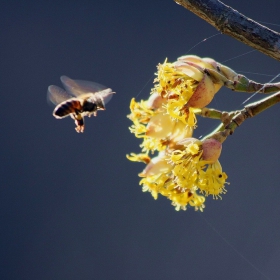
[127,55,229,211]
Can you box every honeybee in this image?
[47,75,115,133]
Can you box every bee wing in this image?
[60,75,107,97]
[94,88,115,105]
[47,85,74,106]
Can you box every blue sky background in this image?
[1,1,280,279]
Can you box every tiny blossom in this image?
[136,138,228,211]
[198,161,228,199]
[152,59,199,126]
[128,97,192,153]
[128,98,154,138]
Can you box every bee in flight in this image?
[47,76,115,133]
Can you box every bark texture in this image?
[174,0,280,61]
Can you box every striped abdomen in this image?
[53,99,83,118]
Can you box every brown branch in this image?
[174,0,280,61]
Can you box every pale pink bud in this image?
[147,93,166,109]
[187,73,216,108]
[178,55,216,72]
[202,57,219,71]
[173,61,204,82]
[140,153,172,176]
[202,139,222,162]
[219,64,238,81]
[177,55,203,63]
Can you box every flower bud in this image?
[147,93,166,110]
[202,57,219,71]
[178,55,216,72]
[219,64,238,81]
[201,139,222,162]
[177,55,203,63]
[173,62,204,82]
[140,153,172,177]
[187,73,216,108]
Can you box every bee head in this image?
[94,88,115,109]
[84,88,115,113]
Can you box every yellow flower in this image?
[135,137,228,211]
[198,161,228,199]
[171,190,206,212]
[152,60,198,126]
[151,58,219,127]
[128,98,154,123]
[128,97,193,153]
[139,154,172,201]
[171,138,228,198]
[127,55,231,212]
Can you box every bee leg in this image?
[73,114,85,133]
[75,124,84,133]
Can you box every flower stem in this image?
[201,91,280,142]
[230,75,280,93]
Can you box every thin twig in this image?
[202,91,280,142]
